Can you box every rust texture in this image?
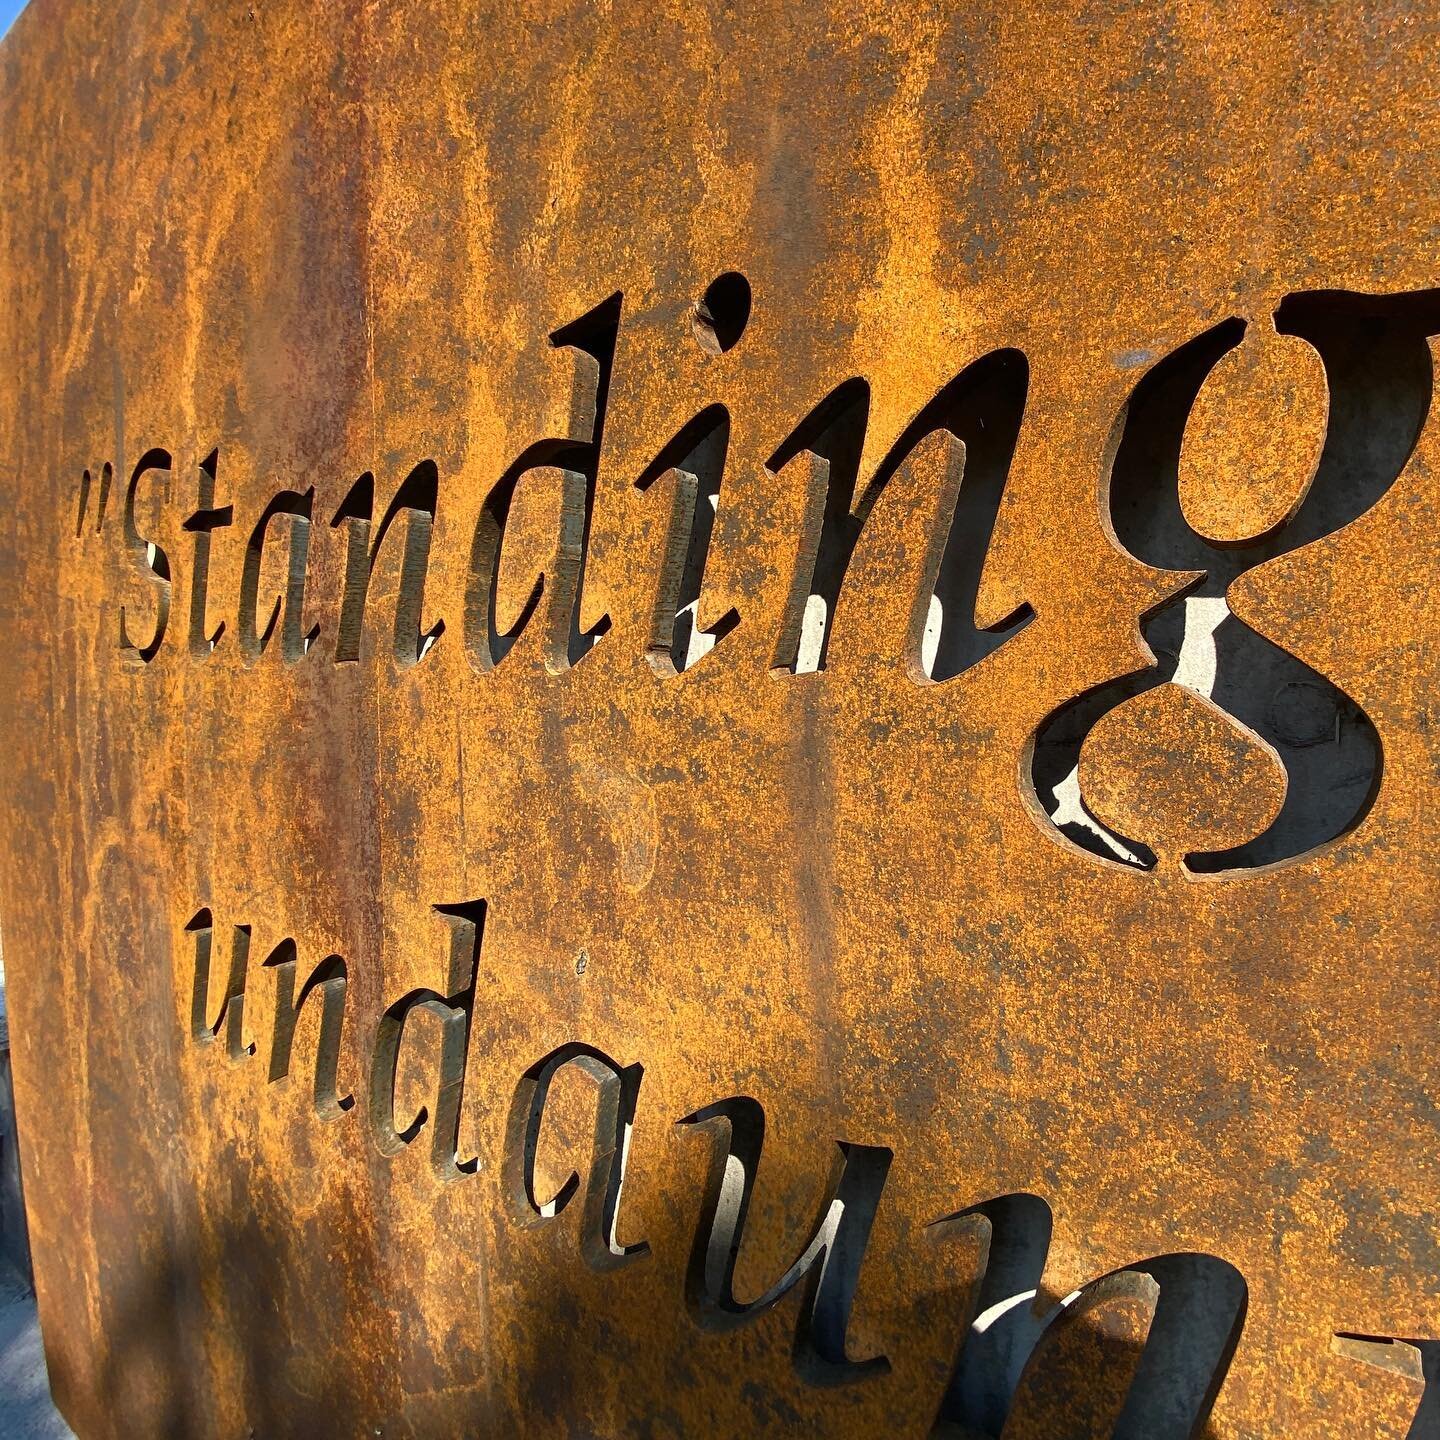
[0,0,1437,1435]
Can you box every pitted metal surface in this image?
[0,1,1437,1435]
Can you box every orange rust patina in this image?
[0,1,1438,1436]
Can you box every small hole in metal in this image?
[692,271,751,356]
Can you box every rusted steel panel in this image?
[0,1,1436,1435]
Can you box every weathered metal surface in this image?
[0,0,1437,1435]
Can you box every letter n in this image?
[263,940,351,1120]
[930,1193,1247,1438]
[768,352,1032,677]
[330,460,444,666]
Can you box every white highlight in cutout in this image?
[921,593,944,677]
[972,1287,1038,1335]
[606,1120,635,1255]
[795,594,828,674]
[804,1198,846,1300]
[1049,767,1143,864]
[1172,595,1229,700]
[1047,595,1234,859]
[704,1150,750,1292]
[676,602,717,670]
[672,493,723,672]
[717,1152,746,1231]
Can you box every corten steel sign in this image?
[0,0,1437,1436]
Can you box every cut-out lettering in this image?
[464,296,619,673]
[239,487,318,662]
[930,1193,1247,1438]
[74,467,94,538]
[172,896,1280,1421]
[331,461,444,666]
[503,1041,649,1270]
[634,405,740,675]
[95,461,113,531]
[181,448,232,658]
[544,295,620,671]
[1029,290,1440,873]
[75,460,114,537]
[1335,1332,1440,1438]
[185,907,255,1062]
[680,1096,892,1386]
[263,940,351,1121]
[117,447,174,665]
[464,441,567,672]
[691,270,751,356]
[368,900,486,1182]
[768,351,1032,676]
